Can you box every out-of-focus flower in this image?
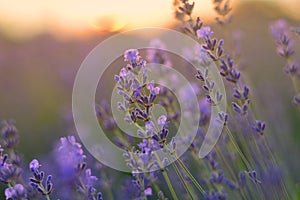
[157,115,167,127]
[270,19,288,41]
[0,120,19,149]
[55,136,86,178]
[5,184,26,200]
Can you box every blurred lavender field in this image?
[0,1,300,199]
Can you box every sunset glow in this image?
[0,0,299,39]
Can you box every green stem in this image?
[172,162,195,199]
[45,194,51,200]
[224,126,252,170]
[153,151,179,200]
[162,169,179,200]
[175,156,205,194]
[291,75,299,94]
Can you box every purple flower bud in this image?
[216,91,223,102]
[218,111,228,125]
[160,128,169,140]
[224,178,237,190]
[285,62,299,75]
[144,187,152,196]
[29,159,40,172]
[119,67,127,77]
[233,87,241,99]
[206,94,215,105]
[171,137,176,150]
[205,79,215,91]
[270,19,288,41]
[124,49,140,63]
[218,39,224,48]
[196,70,205,81]
[145,121,155,134]
[248,170,261,183]
[243,86,250,99]
[293,93,300,105]
[239,171,246,187]
[197,26,213,39]
[147,81,160,95]
[157,115,167,127]
[5,184,26,200]
[252,120,266,135]
[232,102,241,114]
[227,54,234,68]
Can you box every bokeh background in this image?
[1,0,300,193]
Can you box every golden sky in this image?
[0,0,299,39]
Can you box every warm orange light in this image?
[89,15,127,32]
[0,0,298,40]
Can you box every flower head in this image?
[157,115,167,127]
[197,26,213,39]
[144,187,152,196]
[55,136,86,178]
[270,19,288,41]
[147,81,160,95]
[29,159,40,172]
[1,120,19,149]
[124,49,140,63]
[5,184,26,200]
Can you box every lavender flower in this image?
[197,26,213,40]
[293,93,300,105]
[124,49,140,64]
[270,19,300,110]
[0,148,21,185]
[29,159,53,197]
[55,136,86,178]
[270,19,289,41]
[147,81,160,95]
[204,191,227,200]
[177,0,195,16]
[147,39,172,67]
[252,120,266,135]
[5,184,26,200]
[0,1,298,200]
[212,0,232,25]
[144,187,152,196]
[1,120,19,149]
[157,115,167,128]
[29,159,40,172]
[77,168,102,200]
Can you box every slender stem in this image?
[45,194,51,200]
[114,129,130,148]
[152,183,161,196]
[101,171,114,200]
[172,162,195,199]
[291,75,299,94]
[175,156,205,194]
[162,169,179,200]
[153,151,179,200]
[224,126,252,170]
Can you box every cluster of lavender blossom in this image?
[1,0,299,199]
[0,120,102,200]
[270,19,300,108]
